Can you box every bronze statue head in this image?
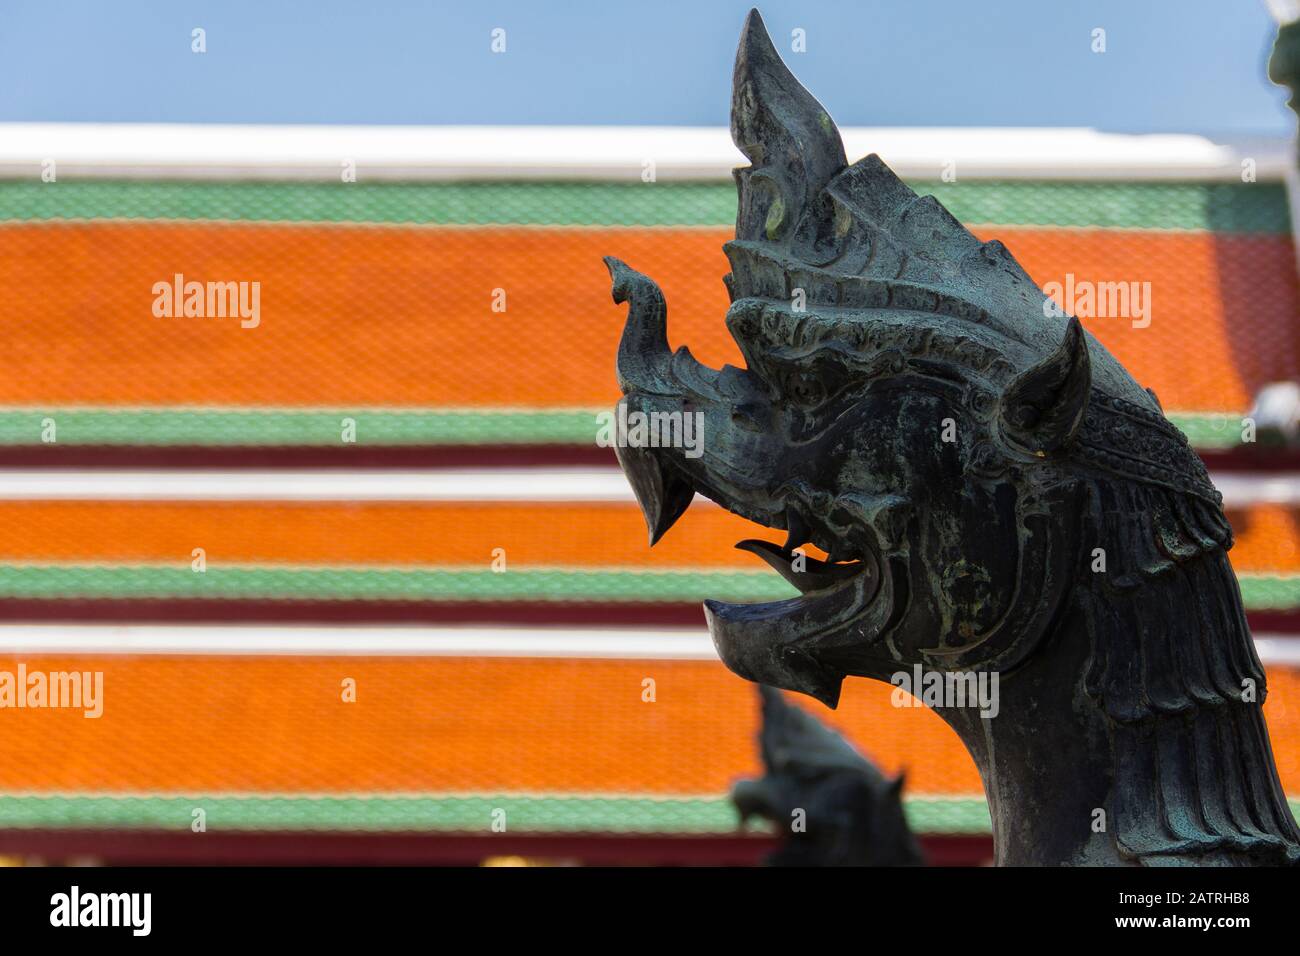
[608,9,1299,864]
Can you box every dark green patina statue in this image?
[1269,14,1300,122]
[732,685,923,866]
[608,10,1300,865]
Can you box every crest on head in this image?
[723,9,1217,505]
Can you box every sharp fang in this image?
[735,539,866,594]
[782,507,810,553]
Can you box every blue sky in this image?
[0,0,1292,134]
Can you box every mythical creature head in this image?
[608,10,1299,864]
[608,8,1218,703]
[732,686,923,867]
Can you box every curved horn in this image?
[606,256,675,394]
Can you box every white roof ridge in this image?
[0,123,1290,182]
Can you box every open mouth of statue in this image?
[733,503,876,597]
[616,440,899,708]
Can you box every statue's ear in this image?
[890,771,906,796]
[999,317,1091,456]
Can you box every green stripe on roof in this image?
[1237,575,1300,611]
[0,408,1241,450]
[0,564,797,604]
[0,792,1294,836]
[0,180,1290,233]
[0,564,1294,611]
[0,792,993,835]
[919,180,1292,234]
[0,408,604,446]
[1168,412,1247,450]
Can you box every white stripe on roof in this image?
[0,469,634,501]
[0,124,1288,181]
[0,624,719,659]
[0,468,1291,504]
[0,623,1294,663]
